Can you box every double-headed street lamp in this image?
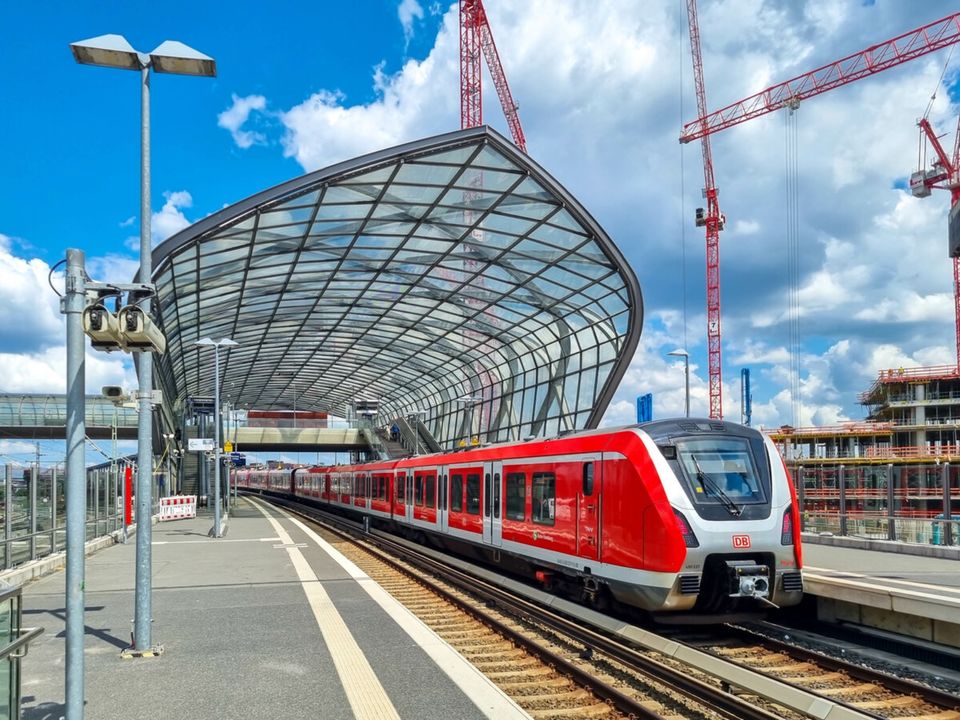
[455,395,482,447]
[667,349,691,418]
[69,33,216,691]
[196,338,238,538]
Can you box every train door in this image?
[482,460,503,547]
[438,465,449,532]
[405,473,414,524]
[577,456,602,561]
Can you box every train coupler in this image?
[725,560,771,600]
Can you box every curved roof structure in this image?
[152,126,641,446]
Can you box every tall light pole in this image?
[456,395,481,447]
[667,349,691,418]
[196,338,237,537]
[70,34,215,661]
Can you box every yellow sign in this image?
[224,440,233,453]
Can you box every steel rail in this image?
[729,623,960,712]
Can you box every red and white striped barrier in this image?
[158,495,197,522]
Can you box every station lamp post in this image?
[69,34,216,688]
[195,338,238,538]
[667,349,691,418]
[456,395,482,446]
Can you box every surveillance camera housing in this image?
[117,305,167,354]
[83,305,126,352]
[101,386,125,399]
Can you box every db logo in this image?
[732,534,752,549]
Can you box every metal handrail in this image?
[0,626,44,660]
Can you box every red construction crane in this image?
[460,0,527,152]
[682,8,960,418]
[910,117,960,369]
[684,0,725,419]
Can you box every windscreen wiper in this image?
[692,455,742,517]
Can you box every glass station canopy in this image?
[152,126,641,446]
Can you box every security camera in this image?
[83,305,126,352]
[102,386,125,399]
[117,305,167,354]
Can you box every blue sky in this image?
[2,0,960,467]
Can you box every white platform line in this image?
[284,515,531,720]
[248,497,400,720]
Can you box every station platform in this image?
[801,539,960,648]
[20,497,530,720]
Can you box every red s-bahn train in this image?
[236,419,803,617]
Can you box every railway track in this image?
[262,494,960,720]
[677,624,960,720]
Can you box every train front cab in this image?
[633,420,804,615]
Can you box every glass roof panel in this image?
[151,127,641,447]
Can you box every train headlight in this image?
[673,509,700,548]
[781,504,794,545]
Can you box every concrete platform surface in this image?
[21,497,529,720]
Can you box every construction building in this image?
[769,365,960,545]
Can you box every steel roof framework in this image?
[151,127,642,446]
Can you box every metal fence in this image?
[1,464,127,572]
[802,512,960,546]
[796,461,960,546]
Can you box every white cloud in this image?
[0,233,64,351]
[151,190,193,246]
[398,0,425,45]
[0,345,135,395]
[218,94,268,149]
[119,216,135,228]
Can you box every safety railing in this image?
[0,581,43,719]
[803,512,960,546]
[1,464,128,572]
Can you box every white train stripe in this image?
[285,514,532,720]
[248,497,401,720]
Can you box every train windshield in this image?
[675,437,764,510]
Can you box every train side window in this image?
[441,474,447,510]
[505,472,526,521]
[450,474,463,511]
[532,472,556,526]
[493,473,500,519]
[466,473,481,515]
[396,474,405,503]
[426,475,436,508]
[415,475,424,506]
[583,463,594,496]
[381,476,388,501]
[483,474,491,517]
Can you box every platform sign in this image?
[188,438,215,452]
[230,452,245,467]
[637,393,653,423]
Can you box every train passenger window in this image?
[415,475,424,506]
[441,474,447,510]
[426,475,436,508]
[379,476,387,501]
[450,474,463,511]
[532,472,556,526]
[493,473,500,519]
[466,473,481,515]
[583,463,594,496]
[396,475,405,503]
[505,472,526,521]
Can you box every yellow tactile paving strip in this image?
[249,498,401,720]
